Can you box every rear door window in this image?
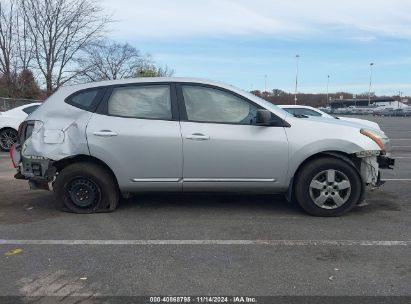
[107,85,172,120]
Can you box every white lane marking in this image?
[382,178,411,181]
[0,239,409,246]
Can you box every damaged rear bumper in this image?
[12,144,55,190]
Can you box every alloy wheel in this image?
[0,130,18,150]
[309,169,351,210]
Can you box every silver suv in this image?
[11,78,394,216]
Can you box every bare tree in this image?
[15,1,33,71]
[20,0,110,95]
[0,0,17,95]
[78,40,143,81]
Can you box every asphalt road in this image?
[0,116,410,300]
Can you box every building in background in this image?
[330,98,408,109]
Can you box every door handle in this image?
[93,130,118,137]
[186,133,210,141]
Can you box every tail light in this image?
[17,120,42,145]
[17,121,28,144]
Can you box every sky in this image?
[101,0,411,95]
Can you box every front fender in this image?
[287,138,373,178]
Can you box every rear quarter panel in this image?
[21,87,92,160]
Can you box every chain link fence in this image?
[0,97,43,112]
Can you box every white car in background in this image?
[0,103,41,151]
[279,105,381,130]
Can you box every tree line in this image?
[251,89,399,107]
[0,0,173,100]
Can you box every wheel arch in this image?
[52,154,120,193]
[286,150,364,202]
[0,126,18,132]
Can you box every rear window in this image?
[22,105,39,115]
[65,88,103,111]
[284,108,322,117]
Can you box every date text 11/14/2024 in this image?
[149,296,257,303]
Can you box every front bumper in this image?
[369,155,395,189]
[359,153,394,188]
[377,155,395,169]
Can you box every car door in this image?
[86,83,183,192]
[178,84,289,192]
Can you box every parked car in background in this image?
[11,78,394,216]
[279,105,381,130]
[0,103,41,151]
[373,108,410,117]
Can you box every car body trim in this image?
[130,178,277,183]
[131,178,182,182]
[183,178,277,182]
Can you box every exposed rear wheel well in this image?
[52,155,120,192]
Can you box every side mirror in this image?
[256,109,272,126]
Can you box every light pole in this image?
[326,75,330,107]
[264,74,267,93]
[368,63,374,106]
[294,54,300,105]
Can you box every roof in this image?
[278,105,315,109]
[63,77,237,91]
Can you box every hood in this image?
[338,117,381,131]
[286,115,365,129]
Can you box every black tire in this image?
[294,157,363,217]
[0,128,18,152]
[53,162,119,213]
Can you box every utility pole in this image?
[264,75,267,93]
[326,75,330,107]
[368,63,374,106]
[294,54,300,105]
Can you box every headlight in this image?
[360,128,388,150]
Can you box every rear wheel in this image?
[294,157,363,216]
[53,162,119,213]
[0,128,18,152]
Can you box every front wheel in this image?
[294,157,363,216]
[53,162,119,213]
